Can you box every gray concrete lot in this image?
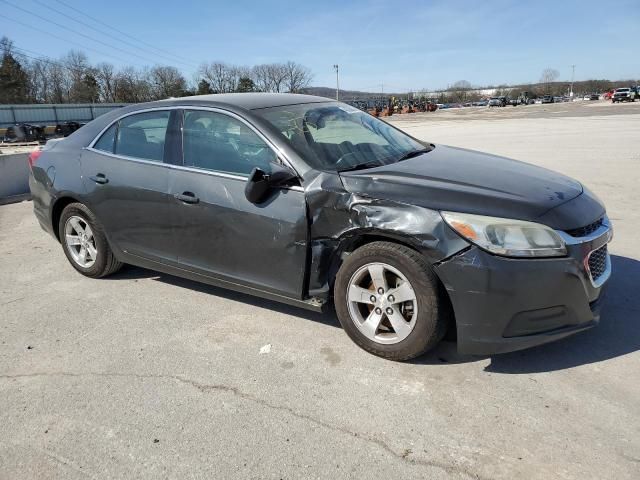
[1,101,639,479]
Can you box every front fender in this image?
[304,172,469,298]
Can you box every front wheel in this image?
[59,202,122,278]
[334,242,448,361]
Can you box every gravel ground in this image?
[1,102,639,480]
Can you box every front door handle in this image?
[174,192,199,204]
[89,173,108,184]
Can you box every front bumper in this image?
[435,220,612,355]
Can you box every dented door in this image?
[168,168,308,298]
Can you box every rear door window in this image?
[93,123,117,153]
[115,111,170,162]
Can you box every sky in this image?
[2,0,639,92]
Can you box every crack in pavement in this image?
[0,371,488,480]
[0,440,96,479]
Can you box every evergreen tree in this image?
[196,79,213,95]
[236,77,255,92]
[0,37,29,103]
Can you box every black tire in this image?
[58,202,122,278]
[334,242,448,361]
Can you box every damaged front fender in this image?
[303,172,470,298]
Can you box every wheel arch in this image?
[330,233,458,350]
[50,194,84,242]
[311,230,457,337]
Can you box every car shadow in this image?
[417,254,640,373]
[106,255,639,373]
[106,265,340,329]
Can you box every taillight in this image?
[28,149,42,169]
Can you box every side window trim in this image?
[112,122,120,154]
[86,106,301,183]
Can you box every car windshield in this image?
[254,102,430,171]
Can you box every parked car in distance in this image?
[541,95,554,104]
[612,87,637,102]
[28,93,612,361]
[590,94,599,101]
[488,96,506,107]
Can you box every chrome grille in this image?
[566,218,603,237]
[588,245,608,281]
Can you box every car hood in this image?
[338,145,603,230]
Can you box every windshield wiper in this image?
[337,160,383,173]
[396,147,431,162]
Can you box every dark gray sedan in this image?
[28,93,612,360]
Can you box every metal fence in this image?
[0,104,129,128]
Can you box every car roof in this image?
[155,92,334,110]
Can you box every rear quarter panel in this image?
[29,140,88,238]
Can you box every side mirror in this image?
[245,162,298,204]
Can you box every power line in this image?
[10,44,91,76]
[2,0,177,66]
[29,0,199,69]
[53,0,196,66]
[0,12,142,65]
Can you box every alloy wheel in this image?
[64,215,97,268]
[346,262,418,345]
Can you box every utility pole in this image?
[333,64,339,100]
[570,64,576,98]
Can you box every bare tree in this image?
[48,63,67,103]
[540,68,559,93]
[0,35,316,104]
[198,62,235,93]
[27,59,51,103]
[149,65,187,99]
[283,61,312,93]
[251,63,272,92]
[95,63,116,102]
[114,66,151,103]
[267,63,288,93]
[251,63,289,93]
[64,50,91,102]
[448,80,472,102]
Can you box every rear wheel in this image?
[334,242,448,361]
[59,203,122,278]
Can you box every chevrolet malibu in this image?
[28,93,612,360]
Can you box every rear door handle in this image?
[89,173,108,184]
[174,192,199,204]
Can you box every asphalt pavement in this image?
[1,101,639,479]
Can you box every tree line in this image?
[430,70,633,104]
[0,36,313,104]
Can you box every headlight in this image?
[441,211,567,257]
